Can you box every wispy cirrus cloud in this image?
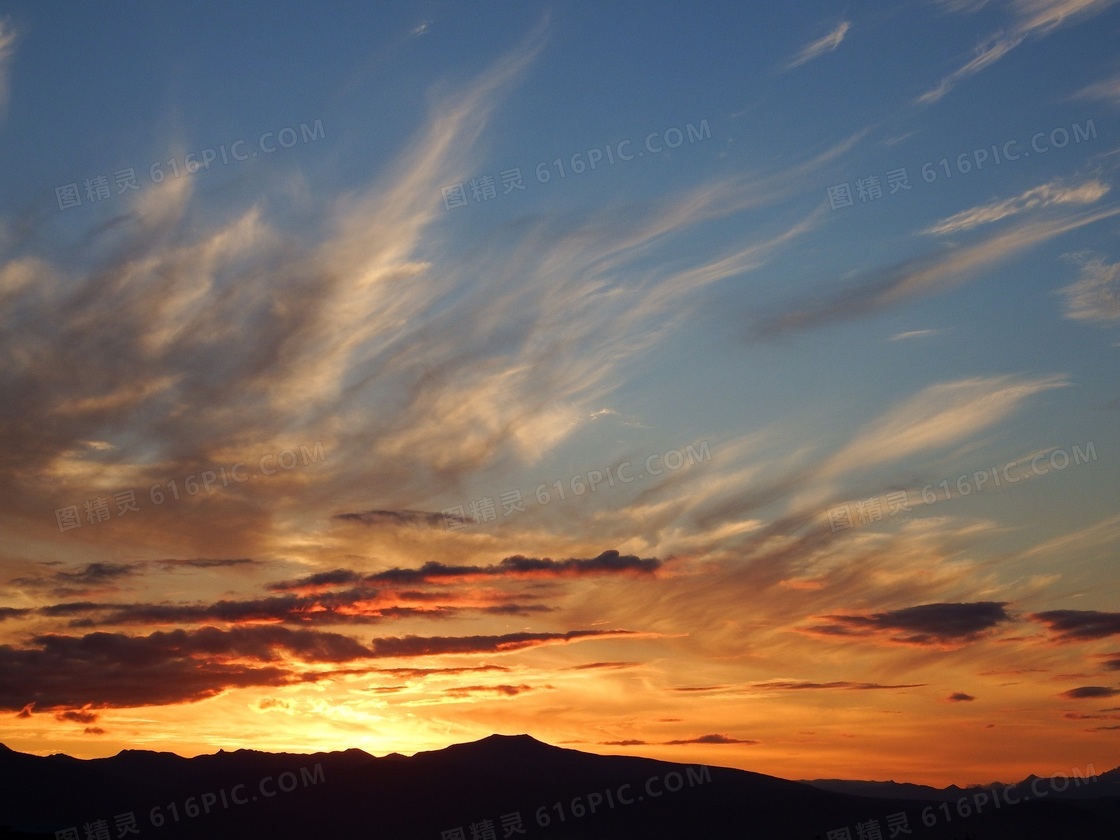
[819,375,1068,480]
[918,0,1118,104]
[1075,72,1120,104]
[1059,254,1120,323]
[786,21,851,69]
[923,180,1110,236]
[0,18,17,118]
[888,328,949,341]
[751,204,1120,338]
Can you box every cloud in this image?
[55,707,99,724]
[1059,254,1120,323]
[442,683,538,698]
[1075,72,1120,104]
[752,681,927,691]
[889,329,947,341]
[1032,610,1120,640]
[918,0,1118,103]
[820,375,1067,480]
[948,692,976,702]
[367,629,637,658]
[807,601,1013,645]
[602,739,647,746]
[0,27,823,562]
[1060,685,1120,699]
[786,21,851,68]
[0,624,634,709]
[0,18,16,117]
[751,205,1120,338]
[271,550,661,591]
[662,734,757,745]
[0,628,303,710]
[923,180,1110,236]
[332,509,447,529]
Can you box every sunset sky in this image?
[1,0,1119,788]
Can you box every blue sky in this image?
[1,0,1119,786]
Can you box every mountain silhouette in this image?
[1,736,1117,839]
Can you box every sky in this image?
[0,0,1118,788]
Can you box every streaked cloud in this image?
[1059,254,1120,323]
[786,20,851,68]
[0,18,16,117]
[888,328,948,341]
[820,375,1068,479]
[923,180,1110,236]
[1075,72,1120,104]
[918,0,1118,103]
[751,205,1120,338]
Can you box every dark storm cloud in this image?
[365,550,661,584]
[1060,686,1120,699]
[367,629,636,658]
[267,550,660,593]
[332,509,447,528]
[442,683,538,698]
[54,708,99,724]
[1032,610,1120,640]
[26,587,550,630]
[10,562,140,596]
[808,602,1013,644]
[374,665,510,679]
[0,623,641,709]
[663,734,756,745]
[267,569,364,590]
[0,625,388,710]
[568,661,640,670]
[152,558,259,569]
[752,681,927,691]
[7,559,256,600]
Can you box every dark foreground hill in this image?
[0,735,1117,839]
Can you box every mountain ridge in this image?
[1,736,1117,839]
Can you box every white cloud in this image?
[1075,73,1120,105]
[0,18,17,117]
[918,0,1118,104]
[786,21,851,69]
[1059,254,1120,323]
[923,179,1110,236]
[819,374,1069,480]
[889,329,948,341]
